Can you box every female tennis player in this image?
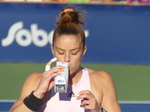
[9,6,121,112]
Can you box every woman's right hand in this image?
[33,61,64,99]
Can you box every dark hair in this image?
[52,6,86,47]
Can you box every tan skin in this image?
[9,34,121,112]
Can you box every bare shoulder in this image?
[88,68,113,83]
[87,69,121,111]
[25,72,42,84]
[88,68,116,104]
[21,72,43,96]
[17,72,43,100]
[9,72,43,111]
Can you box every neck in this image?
[68,66,82,84]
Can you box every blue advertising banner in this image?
[0,3,150,64]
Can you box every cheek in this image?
[71,55,83,66]
[54,54,63,61]
[73,53,83,60]
[52,51,61,60]
[71,53,84,64]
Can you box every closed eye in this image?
[71,49,80,55]
[55,47,80,55]
[58,52,64,55]
[56,48,65,55]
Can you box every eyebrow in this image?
[55,47,80,51]
[55,47,65,51]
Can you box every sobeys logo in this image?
[1,21,89,47]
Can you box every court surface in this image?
[0,100,150,112]
[1,63,150,111]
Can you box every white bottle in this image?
[54,62,69,93]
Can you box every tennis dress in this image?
[36,68,91,112]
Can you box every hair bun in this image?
[56,6,86,26]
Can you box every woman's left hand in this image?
[77,90,101,112]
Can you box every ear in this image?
[51,45,55,56]
[83,46,87,57]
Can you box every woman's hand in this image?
[77,90,101,112]
[34,61,64,99]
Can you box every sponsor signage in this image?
[1,21,89,47]
[1,3,150,64]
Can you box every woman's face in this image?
[51,34,87,75]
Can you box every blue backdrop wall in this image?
[0,3,150,64]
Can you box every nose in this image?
[64,52,71,62]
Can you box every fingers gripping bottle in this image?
[54,62,69,93]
